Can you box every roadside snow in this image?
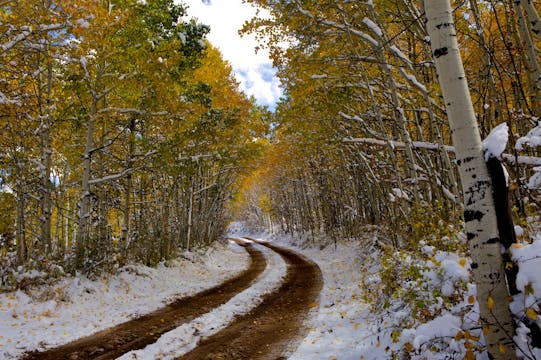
[259,229,479,359]
[119,243,287,359]
[510,238,541,359]
[0,242,249,359]
[267,233,379,359]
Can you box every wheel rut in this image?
[179,238,323,360]
[23,245,266,360]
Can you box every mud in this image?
[179,239,323,360]
[24,245,266,360]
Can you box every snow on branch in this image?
[98,108,169,116]
[389,45,412,65]
[399,69,428,93]
[89,168,134,185]
[1,23,69,54]
[516,122,541,151]
[362,17,383,37]
[0,91,21,106]
[293,2,379,47]
[344,137,455,152]
[343,137,541,166]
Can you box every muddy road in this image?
[24,245,266,360]
[24,240,323,360]
[180,240,323,360]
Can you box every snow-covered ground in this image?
[2,222,540,359]
[119,242,287,359]
[240,222,541,360]
[260,232,387,360]
[0,242,250,359]
[227,223,385,359]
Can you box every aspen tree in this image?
[425,1,517,358]
[520,0,541,38]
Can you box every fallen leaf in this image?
[526,308,537,321]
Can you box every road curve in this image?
[179,238,323,360]
[23,245,266,360]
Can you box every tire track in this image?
[23,245,266,360]
[179,239,323,360]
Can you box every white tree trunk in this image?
[76,97,96,267]
[514,0,541,117]
[520,0,541,39]
[425,1,517,358]
[39,59,53,252]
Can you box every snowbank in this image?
[0,242,249,359]
[119,243,287,359]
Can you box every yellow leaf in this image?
[354,322,360,330]
[459,258,467,268]
[465,349,475,360]
[498,343,506,353]
[526,308,537,321]
[487,296,494,310]
[468,295,475,304]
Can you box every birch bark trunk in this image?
[424,1,517,358]
[76,95,96,268]
[520,0,541,38]
[121,118,135,258]
[513,0,541,117]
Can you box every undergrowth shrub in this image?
[361,202,479,358]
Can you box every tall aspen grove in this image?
[1,0,541,359]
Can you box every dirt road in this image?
[179,240,323,360]
[24,245,266,360]
[23,240,323,360]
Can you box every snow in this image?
[269,234,375,359]
[510,239,541,359]
[400,69,428,93]
[482,122,508,160]
[515,123,541,188]
[250,227,484,360]
[354,29,379,47]
[511,239,541,296]
[0,242,249,359]
[389,45,412,65]
[75,18,90,29]
[389,188,410,202]
[403,314,461,350]
[516,123,541,151]
[362,17,383,37]
[119,243,287,359]
[3,220,541,359]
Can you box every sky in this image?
[180,0,282,109]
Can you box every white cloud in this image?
[180,0,282,108]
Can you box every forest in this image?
[1,0,541,359]
[0,0,270,275]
